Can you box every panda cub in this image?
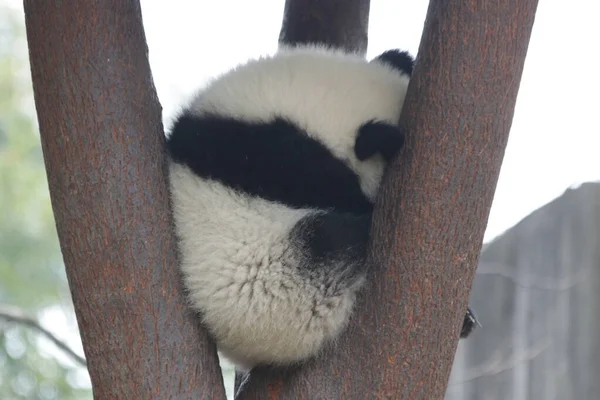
[166,44,478,371]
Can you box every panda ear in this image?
[371,49,414,77]
[355,121,405,162]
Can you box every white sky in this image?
[140,0,600,243]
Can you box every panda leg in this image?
[460,306,480,338]
[290,211,372,293]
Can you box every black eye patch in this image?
[354,120,405,162]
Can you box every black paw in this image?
[460,306,480,338]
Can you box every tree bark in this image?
[24,1,226,398]
[278,0,371,55]
[237,0,539,398]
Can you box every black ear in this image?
[355,121,405,162]
[371,49,414,77]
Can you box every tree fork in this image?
[237,0,538,398]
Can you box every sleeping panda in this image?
[166,44,478,371]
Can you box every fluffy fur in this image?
[166,45,477,371]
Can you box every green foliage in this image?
[0,4,92,399]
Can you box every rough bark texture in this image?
[24,1,226,398]
[237,0,539,398]
[278,0,370,55]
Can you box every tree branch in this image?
[0,305,87,367]
[278,0,371,55]
[23,1,226,398]
[238,0,539,398]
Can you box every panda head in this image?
[180,44,414,205]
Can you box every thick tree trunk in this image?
[237,0,539,398]
[24,1,226,398]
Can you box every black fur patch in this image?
[373,49,415,77]
[460,306,480,338]
[167,113,374,214]
[295,212,371,264]
[355,120,405,162]
[291,211,371,286]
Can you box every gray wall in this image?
[446,182,600,400]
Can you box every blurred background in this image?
[0,0,598,399]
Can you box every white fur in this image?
[169,45,410,370]
[170,163,360,370]
[186,44,410,200]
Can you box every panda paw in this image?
[460,306,480,338]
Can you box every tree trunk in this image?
[237,0,539,398]
[23,1,226,398]
[278,0,370,55]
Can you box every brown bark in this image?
[23,1,226,398]
[237,0,539,398]
[278,0,371,55]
